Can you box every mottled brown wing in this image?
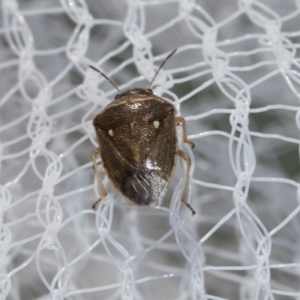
[95,112,177,205]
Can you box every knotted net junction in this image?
[0,0,300,299]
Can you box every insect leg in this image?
[91,148,108,210]
[177,149,196,216]
[176,117,195,149]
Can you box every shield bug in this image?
[90,49,196,215]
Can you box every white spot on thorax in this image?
[153,121,160,129]
[108,129,114,137]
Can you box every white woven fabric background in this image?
[1,0,300,299]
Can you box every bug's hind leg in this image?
[177,149,196,216]
[176,117,195,149]
[91,148,108,210]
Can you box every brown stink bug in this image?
[90,49,196,215]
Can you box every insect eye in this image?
[145,89,153,94]
[115,94,121,100]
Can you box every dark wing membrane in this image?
[122,168,167,205]
[96,113,176,205]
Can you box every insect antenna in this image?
[147,49,177,89]
[89,65,122,93]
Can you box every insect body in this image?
[90,50,196,215]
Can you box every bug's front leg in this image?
[177,149,196,216]
[91,148,108,210]
[176,117,195,149]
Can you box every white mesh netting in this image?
[1,0,300,299]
